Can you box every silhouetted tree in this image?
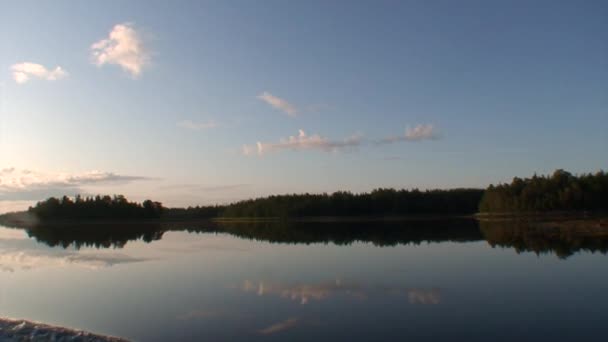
[28,195,164,220]
[479,170,608,213]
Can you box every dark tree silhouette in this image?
[479,170,608,213]
[218,188,484,218]
[28,195,164,220]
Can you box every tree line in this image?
[478,170,608,213]
[14,169,608,221]
[28,195,164,220]
[218,188,483,218]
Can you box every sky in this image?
[0,0,606,212]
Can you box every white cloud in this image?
[0,168,153,201]
[377,124,439,144]
[405,124,438,140]
[176,120,218,131]
[91,22,149,77]
[11,63,67,84]
[242,129,362,156]
[257,91,298,117]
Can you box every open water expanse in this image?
[0,218,606,341]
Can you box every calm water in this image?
[0,219,606,341]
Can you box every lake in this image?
[0,218,607,341]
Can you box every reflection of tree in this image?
[5,218,608,258]
[5,219,481,250]
[23,222,166,249]
[202,219,483,247]
[479,219,608,258]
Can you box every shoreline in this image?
[0,317,129,342]
[2,211,608,228]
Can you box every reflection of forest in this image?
[3,218,607,258]
[479,219,608,258]
[22,222,168,249]
[207,219,482,246]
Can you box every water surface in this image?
[0,219,606,341]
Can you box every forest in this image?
[27,195,164,220]
[19,188,483,220]
[478,170,608,213]
[218,188,483,217]
[3,169,606,222]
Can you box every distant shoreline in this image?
[2,211,607,229]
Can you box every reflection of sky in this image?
[0,250,147,272]
[0,228,29,240]
[0,227,148,272]
[0,226,607,341]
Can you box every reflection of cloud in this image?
[158,242,249,254]
[0,168,153,201]
[176,309,223,321]
[258,318,299,335]
[239,280,441,305]
[0,265,13,273]
[0,229,28,240]
[406,288,441,305]
[0,244,147,272]
[242,130,362,156]
[241,279,364,304]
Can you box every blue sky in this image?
[0,0,606,211]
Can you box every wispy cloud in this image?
[160,183,249,192]
[376,124,440,144]
[63,171,151,184]
[0,168,153,201]
[176,120,218,131]
[405,124,439,140]
[11,62,67,84]
[91,22,149,77]
[257,91,298,117]
[258,318,299,335]
[242,129,362,156]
